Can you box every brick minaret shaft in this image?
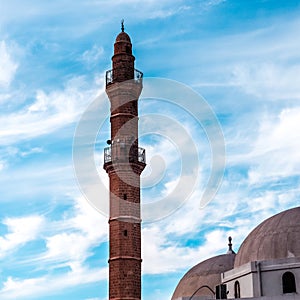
[104,26,146,300]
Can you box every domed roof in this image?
[234,206,300,268]
[115,31,131,43]
[172,253,235,299]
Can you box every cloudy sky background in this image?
[1,0,300,299]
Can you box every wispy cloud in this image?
[1,1,300,300]
[247,106,300,184]
[0,196,108,299]
[231,63,300,100]
[0,216,45,259]
[21,196,107,267]
[81,45,104,68]
[142,225,228,274]
[0,266,107,300]
[0,41,18,88]
[0,75,103,145]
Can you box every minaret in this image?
[103,22,146,300]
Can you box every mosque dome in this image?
[234,206,300,268]
[171,253,236,299]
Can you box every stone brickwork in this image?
[104,29,145,300]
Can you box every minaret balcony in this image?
[104,146,146,164]
[106,68,143,87]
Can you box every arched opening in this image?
[282,271,296,293]
[234,281,240,298]
[189,285,215,300]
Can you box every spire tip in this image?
[227,236,236,254]
[121,19,124,32]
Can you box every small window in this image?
[234,281,241,298]
[283,272,296,293]
[123,194,127,200]
[123,230,128,237]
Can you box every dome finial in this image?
[227,236,235,254]
[121,19,124,32]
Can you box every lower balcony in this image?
[104,146,146,164]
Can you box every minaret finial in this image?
[121,19,124,32]
[227,236,236,254]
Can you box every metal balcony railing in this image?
[106,68,143,86]
[104,146,146,164]
[104,147,112,164]
[138,147,146,163]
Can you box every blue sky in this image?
[1,0,300,299]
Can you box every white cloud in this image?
[42,233,93,267]
[142,225,228,274]
[148,5,190,19]
[247,106,300,184]
[139,159,299,276]
[205,0,226,9]
[0,197,108,299]
[82,45,104,67]
[20,147,43,157]
[231,63,300,100]
[0,216,45,258]
[140,187,238,274]
[26,196,107,268]
[0,266,107,300]
[0,75,105,145]
[0,160,5,171]
[0,41,18,88]
[0,2,299,300]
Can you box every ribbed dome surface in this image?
[234,206,300,268]
[172,253,235,299]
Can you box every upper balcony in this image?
[104,146,146,165]
[106,68,143,87]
